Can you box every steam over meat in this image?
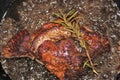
[1,22,110,80]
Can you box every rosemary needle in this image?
[52,9,98,75]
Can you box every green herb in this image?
[52,9,98,75]
[83,60,91,68]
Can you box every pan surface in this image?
[0,0,120,80]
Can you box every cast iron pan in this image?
[0,0,15,80]
[0,0,120,80]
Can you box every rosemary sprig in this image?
[52,9,98,75]
[83,60,91,68]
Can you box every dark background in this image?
[116,0,120,8]
[0,0,120,80]
[0,0,15,24]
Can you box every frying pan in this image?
[0,0,15,80]
[0,0,119,80]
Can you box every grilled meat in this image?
[1,22,110,80]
